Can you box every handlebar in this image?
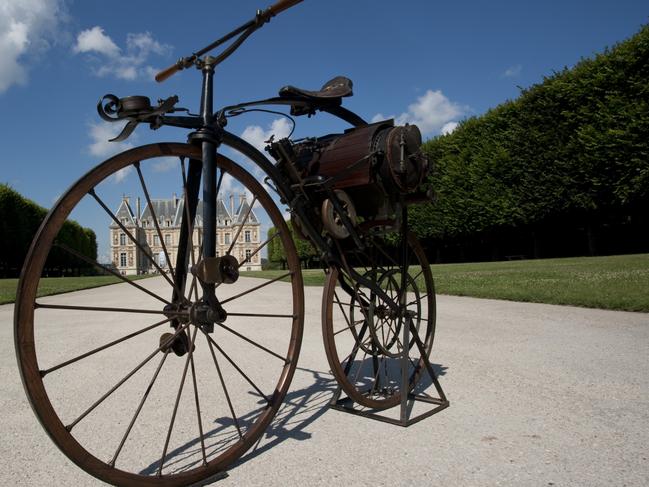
[154,0,304,83]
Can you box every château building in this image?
[110,193,262,275]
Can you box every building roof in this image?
[110,198,137,228]
[113,194,259,229]
[234,197,259,224]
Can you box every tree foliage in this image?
[0,184,98,277]
[411,24,649,260]
[266,220,318,269]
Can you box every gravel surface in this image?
[2,277,648,486]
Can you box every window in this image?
[121,218,127,225]
[224,233,231,245]
[244,230,251,243]
[166,220,171,227]
[120,252,127,267]
[164,234,171,245]
[143,221,147,228]
[245,249,252,262]
[119,233,126,245]
[153,235,159,246]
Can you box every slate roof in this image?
[234,198,259,224]
[110,199,136,228]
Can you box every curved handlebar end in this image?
[267,0,303,17]
[155,63,180,83]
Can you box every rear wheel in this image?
[322,230,435,409]
[15,143,304,486]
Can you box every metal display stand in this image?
[329,313,449,427]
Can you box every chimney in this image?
[229,194,234,220]
[239,193,246,206]
[136,197,141,225]
[173,192,178,208]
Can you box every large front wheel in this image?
[14,143,304,486]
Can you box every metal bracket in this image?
[329,314,449,427]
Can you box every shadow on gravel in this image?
[141,364,447,483]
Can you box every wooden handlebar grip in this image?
[155,63,180,83]
[267,0,303,16]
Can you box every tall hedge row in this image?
[411,24,649,261]
[0,184,98,277]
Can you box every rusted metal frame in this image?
[217,96,367,128]
[65,322,192,431]
[134,161,177,285]
[109,350,170,467]
[54,242,170,306]
[205,334,243,439]
[226,195,258,256]
[219,132,333,266]
[89,188,184,299]
[158,326,200,475]
[40,317,173,377]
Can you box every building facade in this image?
[110,194,262,275]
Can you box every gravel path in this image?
[1,277,648,486]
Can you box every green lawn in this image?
[4,254,647,311]
[0,275,152,305]
[241,254,649,312]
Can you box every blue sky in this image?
[1,0,648,261]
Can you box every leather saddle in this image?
[279,76,353,115]
[279,76,353,100]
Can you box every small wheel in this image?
[322,230,435,409]
[15,143,304,486]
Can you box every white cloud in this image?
[73,26,119,57]
[113,166,133,183]
[372,89,468,136]
[0,0,66,93]
[502,64,522,78]
[441,121,459,135]
[87,121,134,158]
[241,118,292,153]
[152,157,178,173]
[74,27,171,81]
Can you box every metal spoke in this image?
[216,322,287,362]
[158,326,200,475]
[202,330,270,403]
[41,317,172,377]
[407,293,429,308]
[333,319,364,336]
[55,242,170,306]
[35,302,186,317]
[109,350,170,467]
[89,188,185,299]
[135,162,177,285]
[227,312,296,319]
[237,232,280,270]
[66,322,191,431]
[226,195,257,255]
[220,272,292,305]
[205,334,243,439]
[188,329,208,466]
